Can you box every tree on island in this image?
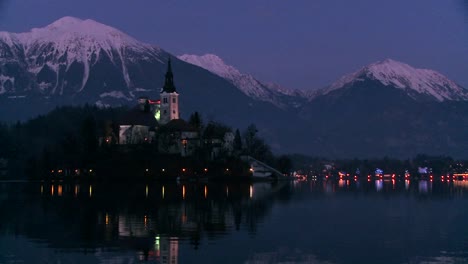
[188,111,203,132]
[233,129,242,153]
[243,124,274,163]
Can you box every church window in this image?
[173,110,175,114]
[163,98,168,104]
[172,98,176,103]
[164,110,167,114]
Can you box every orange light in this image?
[205,168,208,172]
[182,168,186,172]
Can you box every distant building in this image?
[118,58,198,156]
[159,119,199,157]
[159,58,179,125]
[119,98,159,144]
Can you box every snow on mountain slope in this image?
[325,59,468,101]
[178,54,304,107]
[0,16,164,96]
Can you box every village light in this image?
[204,168,208,172]
[182,168,186,172]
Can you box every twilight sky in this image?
[0,0,467,90]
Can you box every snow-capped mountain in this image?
[0,16,299,140]
[1,17,468,157]
[322,59,468,102]
[0,16,169,101]
[178,54,305,108]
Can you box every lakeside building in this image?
[118,59,199,156]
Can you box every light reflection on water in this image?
[1,179,468,263]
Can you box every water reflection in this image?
[1,179,468,263]
[418,180,432,193]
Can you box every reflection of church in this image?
[118,59,198,156]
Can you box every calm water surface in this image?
[1,179,468,264]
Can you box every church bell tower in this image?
[159,58,179,125]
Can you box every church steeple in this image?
[162,58,176,93]
[159,57,179,125]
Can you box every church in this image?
[118,58,198,156]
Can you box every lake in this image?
[1,178,468,264]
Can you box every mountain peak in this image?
[10,16,146,51]
[327,59,468,101]
[45,16,84,28]
[365,58,422,78]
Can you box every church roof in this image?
[120,106,158,127]
[163,119,197,132]
[162,58,177,93]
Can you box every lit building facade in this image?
[159,58,179,125]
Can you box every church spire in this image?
[162,57,176,93]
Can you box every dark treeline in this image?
[0,105,127,178]
[1,105,466,180]
[0,105,291,179]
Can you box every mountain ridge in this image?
[1,17,468,158]
[322,58,468,102]
[178,53,305,108]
